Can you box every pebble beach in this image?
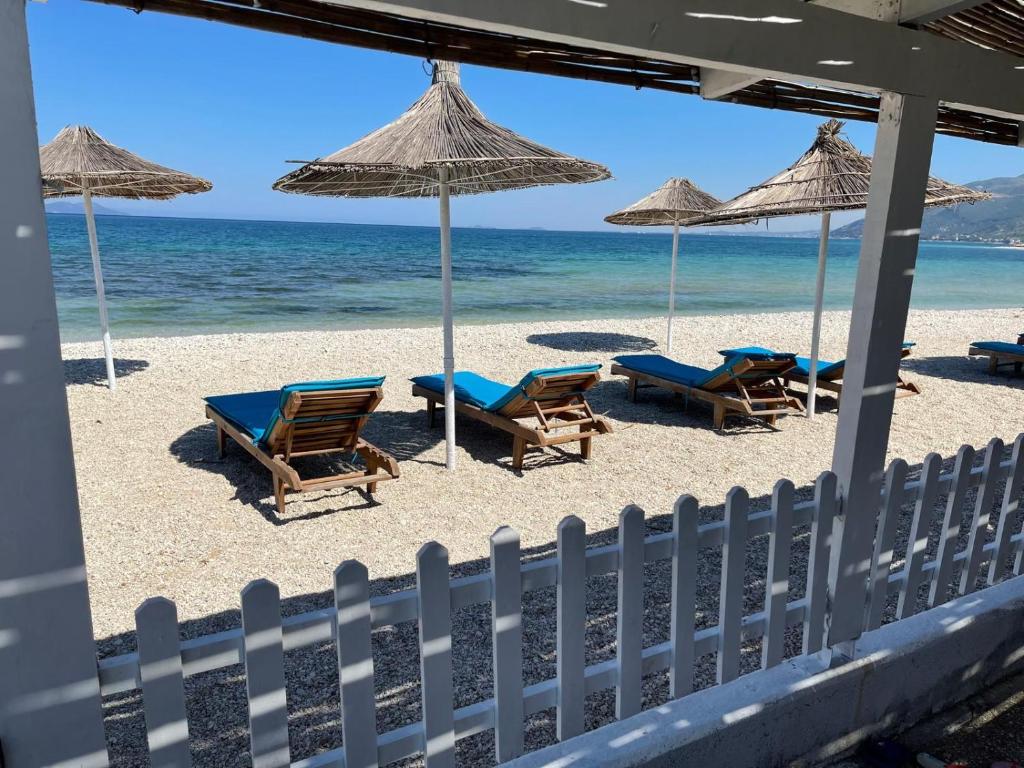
[63,308,1024,765]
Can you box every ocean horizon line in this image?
[46,210,829,239]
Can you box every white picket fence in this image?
[95,435,1024,768]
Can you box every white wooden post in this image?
[490,526,524,762]
[666,219,680,353]
[334,561,378,768]
[717,487,748,684]
[0,2,110,765]
[826,92,939,650]
[136,598,191,768]
[762,480,794,669]
[556,516,586,741]
[438,167,457,471]
[669,495,698,698]
[615,506,644,720]
[241,580,291,768]
[82,187,117,390]
[416,542,455,768]
[806,211,831,418]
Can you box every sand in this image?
[60,308,1024,765]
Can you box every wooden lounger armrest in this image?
[356,439,400,478]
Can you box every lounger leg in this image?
[627,377,638,403]
[216,426,226,458]
[713,403,726,430]
[512,436,526,470]
[580,431,593,461]
[365,455,379,494]
[765,415,777,427]
[427,399,437,428]
[273,476,286,515]
[1015,362,1022,375]
[990,356,999,374]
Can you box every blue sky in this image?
[27,0,1023,232]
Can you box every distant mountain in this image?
[46,200,128,216]
[831,174,1024,242]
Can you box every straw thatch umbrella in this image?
[604,178,721,352]
[40,125,212,390]
[689,119,988,417]
[274,60,609,470]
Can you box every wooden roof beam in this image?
[328,0,1024,121]
[699,68,763,100]
[899,0,992,26]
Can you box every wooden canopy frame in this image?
[611,357,804,429]
[411,371,612,470]
[206,386,399,514]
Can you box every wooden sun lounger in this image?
[783,346,921,401]
[412,371,612,470]
[969,335,1024,375]
[206,385,398,514]
[611,357,804,429]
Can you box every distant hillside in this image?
[46,200,127,216]
[832,173,1024,242]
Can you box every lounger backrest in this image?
[260,377,385,454]
[493,365,602,417]
[699,356,795,392]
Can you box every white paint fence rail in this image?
[98,436,1024,767]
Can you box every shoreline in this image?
[57,304,1024,346]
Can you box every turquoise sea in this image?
[47,213,1024,342]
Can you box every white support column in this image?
[0,2,109,766]
[826,91,938,650]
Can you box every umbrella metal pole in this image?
[82,187,116,391]
[667,219,680,353]
[806,211,831,418]
[438,167,457,470]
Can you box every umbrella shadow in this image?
[64,357,149,386]
[169,422,384,525]
[902,355,1024,389]
[526,331,658,354]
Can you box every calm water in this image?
[47,213,1024,342]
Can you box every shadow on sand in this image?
[902,355,1024,389]
[526,331,658,354]
[64,357,149,386]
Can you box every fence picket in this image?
[490,526,524,762]
[929,445,975,607]
[804,472,836,653]
[896,454,941,620]
[960,438,1004,595]
[991,434,1024,583]
[616,506,645,719]
[717,487,748,684]
[334,561,378,768]
[416,542,455,768]
[241,580,291,768]
[136,597,191,768]
[556,516,586,741]
[762,480,794,669]
[866,461,908,631]
[669,495,699,698]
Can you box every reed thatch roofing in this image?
[689,119,990,226]
[273,61,610,198]
[604,178,721,226]
[39,125,212,200]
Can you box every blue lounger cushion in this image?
[411,364,601,412]
[718,343,916,380]
[205,376,385,447]
[971,341,1024,355]
[612,353,792,389]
